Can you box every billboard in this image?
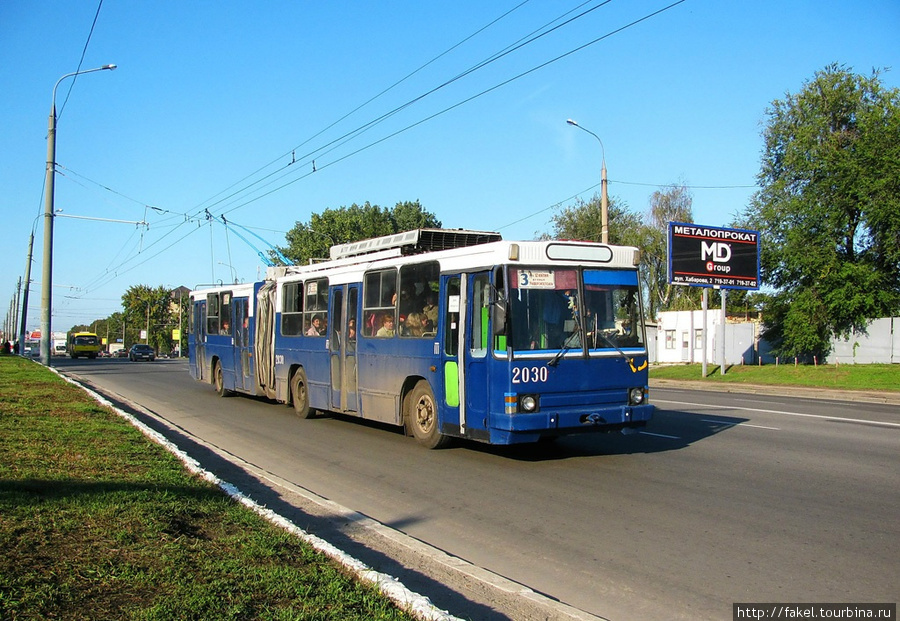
[668,222,760,290]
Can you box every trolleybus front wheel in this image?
[406,380,450,449]
[290,368,317,419]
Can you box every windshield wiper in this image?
[547,329,581,367]
[594,329,631,360]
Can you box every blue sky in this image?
[2,0,898,333]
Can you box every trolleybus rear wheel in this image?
[290,368,316,419]
[214,361,232,397]
[406,380,450,449]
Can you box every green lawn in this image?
[650,362,900,392]
[0,356,415,621]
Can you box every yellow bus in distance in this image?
[67,332,102,359]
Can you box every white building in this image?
[655,310,763,366]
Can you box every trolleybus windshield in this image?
[507,267,644,354]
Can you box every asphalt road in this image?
[57,358,900,621]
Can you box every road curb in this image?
[52,368,464,621]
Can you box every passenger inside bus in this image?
[422,294,438,329]
[376,314,395,337]
[403,312,426,337]
[306,315,324,336]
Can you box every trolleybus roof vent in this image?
[329,228,502,260]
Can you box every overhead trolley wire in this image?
[57,0,105,123]
[191,0,537,218]
[216,0,688,217]
[192,0,612,219]
[71,1,690,297]
[85,0,618,233]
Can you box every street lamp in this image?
[566,118,608,245]
[40,64,116,366]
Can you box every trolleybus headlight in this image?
[520,395,538,412]
[628,387,645,405]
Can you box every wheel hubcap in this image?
[416,398,434,432]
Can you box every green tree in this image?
[740,64,900,359]
[121,285,178,353]
[279,200,441,265]
[545,184,697,320]
[101,312,127,350]
[640,183,699,318]
[544,194,641,245]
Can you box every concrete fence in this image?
[827,317,899,364]
[650,314,899,365]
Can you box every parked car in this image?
[112,348,129,358]
[128,344,156,362]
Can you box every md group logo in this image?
[703,241,732,273]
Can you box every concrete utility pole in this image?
[567,119,608,244]
[40,64,116,366]
[20,231,34,355]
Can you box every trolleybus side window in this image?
[304,278,328,337]
[363,269,397,337]
[348,288,358,346]
[398,261,439,338]
[281,281,304,336]
[470,273,490,357]
[220,292,233,335]
[491,267,509,355]
[206,293,221,335]
[444,277,460,356]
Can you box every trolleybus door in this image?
[441,272,494,438]
[329,285,359,413]
[192,300,207,381]
[463,272,491,434]
[233,297,251,391]
[440,275,463,433]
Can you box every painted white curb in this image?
[52,368,462,621]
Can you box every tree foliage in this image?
[544,184,698,320]
[279,200,441,265]
[641,184,700,316]
[121,285,181,353]
[740,64,900,358]
[543,194,640,244]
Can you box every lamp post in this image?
[566,119,608,245]
[40,64,116,366]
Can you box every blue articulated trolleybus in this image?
[188,229,654,448]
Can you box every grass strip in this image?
[650,362,899,392]
[0,356,414,621]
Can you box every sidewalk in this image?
[649,377,900,406]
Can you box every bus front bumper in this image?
[489,403,655,442]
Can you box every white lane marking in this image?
[654,398,900,429]
[639,431,681,439]
[702,418,780,431]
